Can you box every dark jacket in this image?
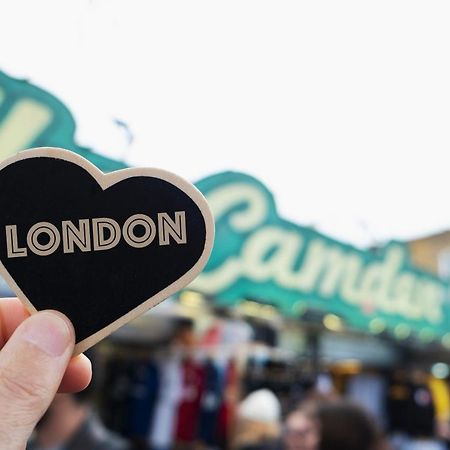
[27,414,130,450]
[239,439,283,450]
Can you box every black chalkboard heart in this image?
[0,148,214,353]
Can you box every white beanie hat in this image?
[238,389,281,423]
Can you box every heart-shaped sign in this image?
[0,148,214,353]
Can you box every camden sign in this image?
[0,71,125,172]
[191,172,450,339]
[1,69,448,339]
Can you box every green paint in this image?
[192,171,450,339]
[0,71,126,172]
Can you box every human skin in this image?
[0,298,92,449]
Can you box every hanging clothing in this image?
[386,376,411,434]
[127,361,159,439]
[149,357,183,450]
[221,319,254,346]
[428,377,450,422]
[197,360,224,446]
[397,438,446,450]
[175,358,206,443]
[216,359,239,449]
[346,372,387,428]
[249,320,278,347]
[201,322,223,347]
[406,382,435,437]
[99,358,134,435]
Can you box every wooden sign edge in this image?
[0,147,215,354]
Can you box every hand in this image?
[0,298,92,449]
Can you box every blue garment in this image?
[197,360,224,446]
[399,439,446,450]
[127,362,160,438]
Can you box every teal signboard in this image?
[1,69,449,341]
[192,172,450,340]
[0,71,125,172]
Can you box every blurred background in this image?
[2,1,450,449]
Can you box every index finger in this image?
[0,297,29,347]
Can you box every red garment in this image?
[200,322,223,346]
[175,359,205,442]
[217,360,239,446]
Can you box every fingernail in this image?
[21,312,74,357]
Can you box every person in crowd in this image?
[316,401,388,450]
[27,390,130,450]
[232,388,282,450]
[26,346,130,450]
[283,401,320,450]
[284,399,389,450]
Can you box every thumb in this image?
[0,311,74,449]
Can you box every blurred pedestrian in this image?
[284,399,389,450]
[27,389,130,450]
[232,389,282,450]
[283,402,320,450]
[316,401,388,450]
[26,347,129,450]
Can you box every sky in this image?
[1,0,450,249]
